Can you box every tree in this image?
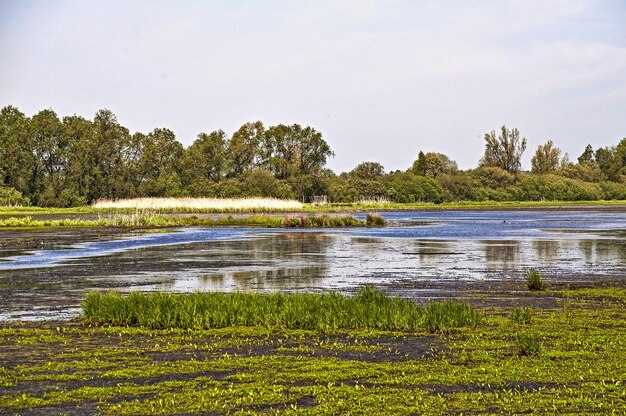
[349,162,385,180]
[531,140,561,174]
[226,121,264,177]
[479,126,527,173]
[0,106,32,196]
[412,152,458,177]
[88,109,132,201]
[578,144,594,165]
[260,124,333,180]
[137,128,184,196]
[182,130,227,187]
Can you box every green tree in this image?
[226,121,264,177]
[0,106,32,196]
[578,144,594,165]
[412,152,458,178]
[260,124,333,180]
[531,140,561,174]
[137,128,184,196]
[349,162,385,180]
[182,130,227,191]
[28,109,67,205]
[480,126,527,173]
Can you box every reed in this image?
[526,269,545,291]
[82,286,480,332]
[93,197,303,212]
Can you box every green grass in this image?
[526,269,545,291]
[82,286,480,332]
[0,214,378,229]
[2,286,626,414]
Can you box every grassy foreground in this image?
[1,286,626,414]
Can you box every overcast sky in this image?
[1,0,625,173]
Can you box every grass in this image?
[2,286,626,414]
[0,213,379,229]
[81,286,480,332]
[526,269,545,291]
[2,199,625,216]
[93,197,304,212]
[510,306,533,325]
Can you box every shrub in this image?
[0,186,29,206]
[365,213,386,226]
[526,269,544,291]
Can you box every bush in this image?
[526,269,544,291]
[365,213,386,226]
[0,186,29,206]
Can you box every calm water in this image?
[1,210,625,320]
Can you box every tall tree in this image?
[183,130,227,185]
[260,124,333,180]
[578,144,594,165]
[349,162,385,180]
[531,140,561,174]
[28,109,66,204]
[0,106,32,195]
[90,109,132,201]
[479,126,527,173]
[137,128,184,196]
[412,152,458,178]
[226,121,264,177]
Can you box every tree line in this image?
[1,106,625,206]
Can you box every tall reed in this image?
[82,286,480,332]
[93,197,303,212]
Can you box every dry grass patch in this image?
[92,197,303,212]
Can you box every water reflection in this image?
[1,209,626,321]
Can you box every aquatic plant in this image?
[82,286,480,332]
[0,213,375,229]
[516,333,542,356]
[526,269,545,291]
[365,213,386,226]
[510,306,533,325]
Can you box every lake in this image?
[1,209,625,321]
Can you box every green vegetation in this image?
[510,306,533,325]
[526,269,545,291]
[0,213,379,229]
[2,105,626,207]
[2,286,626,414]
[81,286,478,332]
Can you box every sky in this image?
[1,0,625,173]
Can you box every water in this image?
[0,210,625,321]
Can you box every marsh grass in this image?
[0,214,374,229]
[82,286,480,332]
[516,333,542,356]
[510,307,533,325]
[282,214,366,228]
[526,269,545,291]
[365,213,386,226]
[93,197,303,212]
